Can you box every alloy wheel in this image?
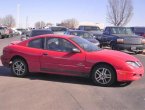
[95,68,112,85]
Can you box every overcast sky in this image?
[0,0,145,28]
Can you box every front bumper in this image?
[116,67,144,82]
[116,44,145,52]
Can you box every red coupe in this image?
[1,34,144,86]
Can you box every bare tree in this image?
[2,15,16,27]
[107,0,133,26]
[34,21,45,29]
[58,18,78,29]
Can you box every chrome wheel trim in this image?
[95,68,112,85]
[12,61,25,76]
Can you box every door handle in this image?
[43,53,48,56]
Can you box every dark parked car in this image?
[16,28,27,35]
[21,29,53,41]
[49,26,67,35]
[131,27,145,38]
[78,25,103,41]
[65,30,100,47]
[101,27,145,53]
[0,27,10,38]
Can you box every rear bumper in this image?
[117,44,145,51]
[1,55,10,67]
[116,67,144,82]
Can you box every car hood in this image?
[88,49,138,62]
[86,38,99,43]
[113,34,143,38]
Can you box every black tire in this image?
[1,35,4,39]
[100,43,103,48]
[135,51,143,54]
[110,42,118,50]
[0,34,2,39]
[11,59,28,77]
[91,64,116,87]
[7,35,10,38]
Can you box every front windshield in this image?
[71,37,100,52]
[111,27,134,34]
[70,32,93,39]
[84,26,100,31]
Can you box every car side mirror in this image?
[72,48,80,53]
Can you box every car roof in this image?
[79,25,99,27]
[50,26,66,28]
[68,30,89,33]
[31,29,51,31]
[105,26,131,28]
[28,34,75,40]
[131,27,145,29]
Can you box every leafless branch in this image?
[107,0,133,26]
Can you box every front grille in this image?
[124,38,142,45]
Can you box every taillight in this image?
[142,39,145,44]
[117,39,124,44]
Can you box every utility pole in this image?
[17,4,20,28]
[26,16,28,28]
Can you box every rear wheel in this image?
[11,59,28,77]
[6,35,10,38]
[91,64,116,87]
[1,35,4,39]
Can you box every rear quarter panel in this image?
[8,45,43,72]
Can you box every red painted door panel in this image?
[40,50,86,75]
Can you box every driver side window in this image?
[46,38,77,52]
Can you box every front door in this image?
[40,37,86,76]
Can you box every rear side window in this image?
[78,26,84,30]
[134,28,145,33]
[28,38,44,49]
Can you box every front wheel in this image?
[11,59,28,77]
[91,64,116,87]
[110,42,118,50]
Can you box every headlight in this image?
[117,39,124,44]
[126,61,142,68]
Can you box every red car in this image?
[1,34,144,86]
